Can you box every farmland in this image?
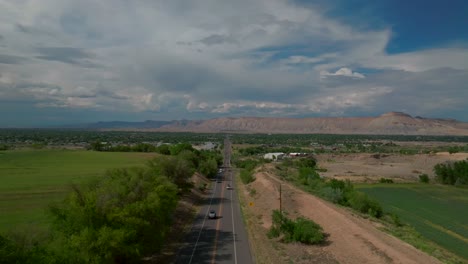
[357,183,468,260]
[0,150,155,231]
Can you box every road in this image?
[175,137,253,264]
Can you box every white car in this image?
[208,210,216,219]
[226,184,233,190]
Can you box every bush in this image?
[320,187,344,204]
[379,178,394,183]
[298,167,320,185]
[235,159,260,171]
[391,213,403,227]
[419,174,430,183]
[347,191,383,218]
[268,210,324,245]
[292,218,324,244]
[240,169,255,184]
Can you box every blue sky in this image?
[0,0,467,127]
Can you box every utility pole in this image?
[279,184,282,216]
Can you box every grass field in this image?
[0,150,156,232]
[357,183,468,260]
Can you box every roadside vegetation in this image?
[235,158,263,184]
[267,210,325,245]
[274,157,383,218]
[358,183,468,262]
[0,143,222,263]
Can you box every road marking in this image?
[230,169,238,264]
[188,181,218,264]
[211,181,225,264]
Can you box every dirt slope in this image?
[243,169,441,264]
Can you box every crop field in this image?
[0,150,155,232]
[357,183,468,260]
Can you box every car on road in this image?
[226,184,233,190]
[208,210,216,219]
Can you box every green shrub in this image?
[267,227,280,239]
[320,187,344,204]
[391,213,403,227]
[268,210,324,245]
[240,169,255,184]
[418,174,430,183]
[347,191,383,218]
[379,178,394,183]
[292,218,324,245]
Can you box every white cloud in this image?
[320,67,365,78]
[0,0,467,124]
[284,56,323,64]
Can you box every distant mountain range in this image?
[64,120,172,129]
[68,112,468,135]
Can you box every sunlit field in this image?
[357,183,468,260]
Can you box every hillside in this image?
[153,112,468,135]
[76,112,468,135]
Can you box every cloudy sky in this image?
[0,0,467,127]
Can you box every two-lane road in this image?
[175,138,253,264]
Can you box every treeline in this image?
[89,141,215,154]
[434,160,468,185]
[230,133,468,145]
[0,129,225,146]
[0,145,221,263]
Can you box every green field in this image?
[0,150,155,232]
[357,183,468,260]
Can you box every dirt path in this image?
[247,170,441,264]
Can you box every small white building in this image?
[263,152,285,161]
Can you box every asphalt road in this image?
[175,138,253,264]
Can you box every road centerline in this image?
[188,181,218,264]
[211,181,226,264]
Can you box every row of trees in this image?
[434,160,468,185]
[0,144,222,263]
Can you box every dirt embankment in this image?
[239,168,441,264]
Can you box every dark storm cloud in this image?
[0,54,27,64]
[35,47,99,67]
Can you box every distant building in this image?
[263,152,285,160]
[194,142,216,151]
[289,152,307,157]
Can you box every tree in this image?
[199,158,218,178]
[169,143,194,156]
